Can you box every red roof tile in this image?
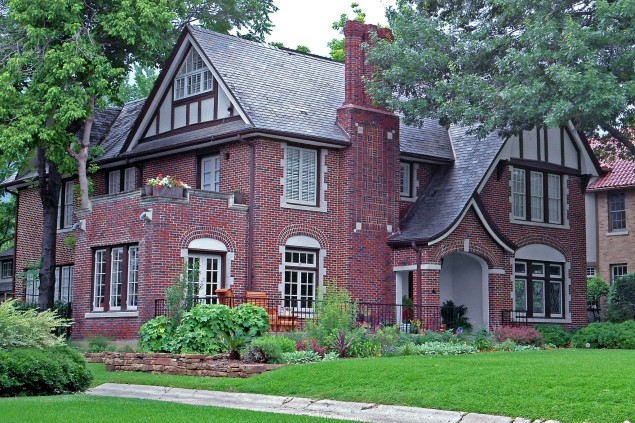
[588,136,635,190]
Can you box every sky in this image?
[266,0,395,57]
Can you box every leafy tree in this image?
[607,273,635,323]
[328,2,367,62]
[0,0,276,310]
[269,42,311,54]
[115,64,159,104]
[367,0,635,152]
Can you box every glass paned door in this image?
[188,254,222,304]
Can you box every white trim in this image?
[85,311,139,319]
[127,34,250,152]
[607,230,629,236]
[280,144,327,212]
[488,269,506,275]
[286,235,320,249]
[188,238,227,252]
[393,264,441,271]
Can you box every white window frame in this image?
[200,155,221,192]
[511,167,564,226]
[512,168,526,219]
[1,261,12,279]
[285,146,318,206]
[93,249,107,311]
[611,264,628,284]
[58,181,74,229]
[109,247,124,311]
[608,192,626,232]
[586,266,597,279]
[54,265,74,304]
[108,171,121,195]
[127,246,139,310]
[400,162,412,197]
[26,272,40,305]
[283,248,317,311]
[174,49,213,100]
[124,168,137,192]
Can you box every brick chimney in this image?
[342,20,393,109]
[337,21,400,305]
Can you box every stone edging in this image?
[85,352,281,378]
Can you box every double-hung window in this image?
[200,155,221,192]
[514,260,564,318]
[1,261,12,279]
[54,265,74,303]
[283,249,317,310]
[611,264,628,284]
[26,272,40,304]
[400,162,413,197]
[286,147,317,206]
[92,245,139,312]
[58,181,74,229]
[608,192,626,232]
[174,49,213,100]
[511,167,562,224]
[108,168,137,194]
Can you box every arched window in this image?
[514,245,567,319]
[282,236,321,310]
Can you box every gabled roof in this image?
[0,247,14,259]
[390,127,505,245]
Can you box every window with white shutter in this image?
[286,147,317,205]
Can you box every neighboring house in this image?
[2,22,601,339]
[586,142,635,284]
[0,247,14,295]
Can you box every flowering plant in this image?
[146,173,191,189]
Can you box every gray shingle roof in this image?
[0,247,14,259]
[96,99,145,162]
[400,119,453,161]
[189,26,347,143]
[390,127,505,244]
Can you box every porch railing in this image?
[500,309,529,326]
[154,297,442,333]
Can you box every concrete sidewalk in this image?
[87,383,558,423]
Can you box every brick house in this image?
[586,140,635,284]
[0,247,13,296]
[3,22,601,339]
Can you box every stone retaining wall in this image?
[85,352,280,378]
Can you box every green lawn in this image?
[0,395,348,423]
[89,349,635,423]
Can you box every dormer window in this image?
[174,49,213,100]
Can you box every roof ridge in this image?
[188,25,343,66]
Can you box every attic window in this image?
[174,49,213,100]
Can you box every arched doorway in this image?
[439,252,489,330]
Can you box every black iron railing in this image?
[154,297,442,333]
[500,309,529,326]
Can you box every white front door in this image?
[188,254,222,303]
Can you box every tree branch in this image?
[600,123,635,156]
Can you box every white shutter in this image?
[300,149,317,203]
[108,171,121,194]
[124,168,137,191]
[286,147,301,201]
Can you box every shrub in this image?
[493,339,517,351]
[306,281,357,345]
[0,346,92,396]
[87,335,116,353]
[398,341,477,356]
[570,321,635,349]
[607,273,635,323]
[280,350,321,364]
[440,300,472,332]
[138,315,177,353]
[296,338,327,357]
[0,300,71,350]
[493,326,544,346]
[587,277,609,307]
[472,329,494,351]
[535,325,572,347]
[248,335,296,363]
[140,303,269,355]
[349,332,382,357]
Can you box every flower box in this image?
[150,186,186,198]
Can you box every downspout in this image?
[10,189,18,297]
[411,241,423,320]
[244,136,255,291]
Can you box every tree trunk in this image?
[600,123,635,156]
[37,147,61,311]
[68,97,94,211]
